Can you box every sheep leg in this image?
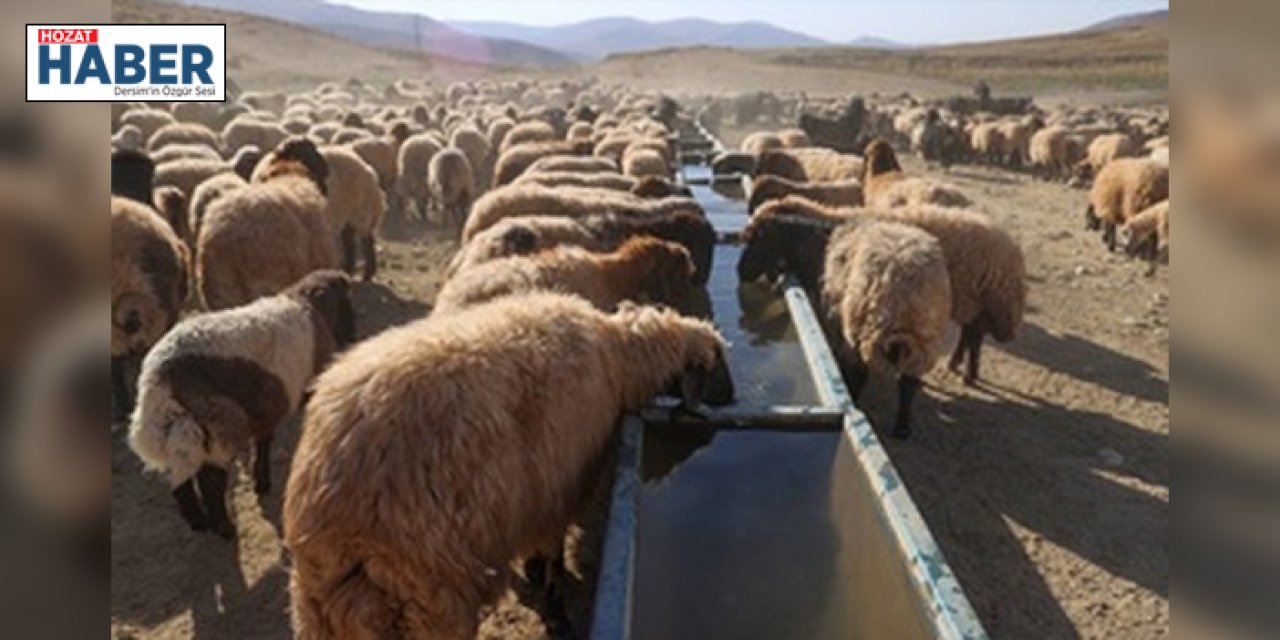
[1103,221,1118,252]
[948,323,977,374]
[525,550,573,639]
[340,225,358,275]
[111,355,134,420]
[892,376,921,440]
[172,479,209,532]
[1084,204,1101,231]
[196,464,236,540]
[964,331,984,385]
[361,233,378,281]
[252,433,273,495]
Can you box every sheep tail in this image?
[290,561,398,640]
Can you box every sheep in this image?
[492,140,595,187]
[111,148,155,205]
[629,177,692,199]
[994,116,1043,168]
[711,152,757,176]
[222,117,288,157]
[147,122,220,153]
[152,145,262,204]
[318,146,386,279]
[112,196,190,413]
[128,271,355,539]
[428,148,475,231]
[112,124,144,151]
[436,236,696,314]
[748,174,864,215]
[487,117,516,151]
[349,136,399,202]
[752,197,1026,384]
[526,154,619,175]
[1079,133,1139,179]
[152,186,190,245]
[777,128,812,148]
[1122,199,1169,264]
[860,139,969,209]
[462,184,703,242]
[449,126,493,193]
[622,147,669,179]
[188,172,247,245]
[197,143,339,310]
[969,122,1006,165]
[737,208,843,292]
[741,131,785,157]
[394,133,443,217]
[284,292,732,640]
[120,109,176,144]
[755,148,863,182]
[150,144,222,165]
[500,120,558,153]
[1028,126,1084,181]
[566,121,593,140]
[822,220,952,438]
[1086,157,1170,251]
[798,96,867,152]
[513,170,636,192]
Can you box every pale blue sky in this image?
[333,0,1168,44]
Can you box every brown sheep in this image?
[462,184,703,243]
[492,140,594,187]
[622,147,669,179]
[755,148,863,182]
[526,154,619,175]
[1123,199,1169,264]
[1079,133,1139,179]
[822,219,952,438]
[748,174,864,215]
[1086,157,1169,251]
[429,148,475,231]
[147,122,220,153]
[285,293,731,639]
[436,236,696,314]
[197,148,338,310]
[860,139,969,209]
[499,120,558,153]
[513,170,636,192]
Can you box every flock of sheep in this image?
[104,75,1168,638]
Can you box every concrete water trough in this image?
[588,123,987,640]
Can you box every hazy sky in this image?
[333,0,1168,44]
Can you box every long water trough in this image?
[590,122,987,640]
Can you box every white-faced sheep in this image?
[128,271,355,539]
[822,219,952,438]
[1086,157,1169,251]
[748,174,864,215]
[429,148,475,231]
[436,236,696,314]
[197,139,339,310]
[284,292,732,639]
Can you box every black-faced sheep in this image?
[1086,157,1170,251]
[129,271,355,539]
[822,220,952,438]
[798,96,867,153]
[284,292,732,639]
[737,208,843,292]
[436,236,696,314]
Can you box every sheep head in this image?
[273,136,329,195]
[863,139,901,179]
[289,270,356,349]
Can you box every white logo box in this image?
[26,24,227,102]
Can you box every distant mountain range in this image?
[175,0,1165,67]
[177,0,579,66]
[446,17,828,59]
[1082,9,1169,32]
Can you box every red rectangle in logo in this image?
[37,28,98,44]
